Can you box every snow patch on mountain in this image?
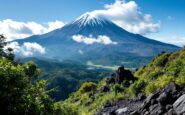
[72,35,117,45]
[73,12,111,27]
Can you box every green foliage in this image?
[145,75,174,95]
[0,57,47,114]
[79,82,97,93]
[53,102,79,115]
[176,76,185,86]
[0,35,6,56]
[153,52,170,67]
[65,78,127,114]
[23,61,41,80]
[132,48,185,96]
[128,79,146,97]
[0,57,78,114]
[113,84,125,96]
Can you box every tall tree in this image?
[0,35,6,57]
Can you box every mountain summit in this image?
[16,13,180,68]
[72,12,111,27]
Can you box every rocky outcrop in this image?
[173,94,185,114]
[97,82,185,115]
[106,66,137,85]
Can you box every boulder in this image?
[173,94,185,114]
[157,92,168,105]
[106,74,116,84]
[116,66,136,84]
[149,104,165,115]
[115,107,128,115]
[101,86,110,92]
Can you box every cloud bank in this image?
[153,36,185,47]
[72,35,117,45]
[0,19,65,41]
[5,42,46,56]
[87,0,160,35]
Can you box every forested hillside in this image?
[22,58,111,100]
[0,35,78,114]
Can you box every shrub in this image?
[128,79,146,97]
[145,75,174,95]
[113,84,124,95]
[153,53,170,67]
[166,59,183,76]
[175,76,185,87]
[147,69,162,80]
[53,102,79,115]
[79,82,97,93]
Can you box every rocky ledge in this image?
[97,82,185,115]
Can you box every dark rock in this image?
[97,82,185,115]
[165,104,172,110]
[116,66,137,84]
[151,99,157,105]
[101,86,110,92]
[149,104,165,115]
[164,82,178,94]
[106,66,137,85]
[130,110,139,115]
[137,93,146,101]
[106,75,116,84]
[149,104,158,111]
[157,92,168,106]
[103,101,112,108]
[166,109,174,115]
[115,107,128,115]
[173,94,185,114]
[144,111,149,115]
[146,92,159,104]
[141,91,159,110]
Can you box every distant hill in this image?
[16,12,180,68]
[22,57,111,100]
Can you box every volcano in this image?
[15,13,179,68]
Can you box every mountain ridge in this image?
[14,13,180,68]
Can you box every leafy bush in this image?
[113,84,125,95]
[79,82,97,93]
[175,76,185,87]
[166,59,183,76]
[53,102,79,115]
[128,79,146,97]
[153,52,170,67]
[145,75,174,95]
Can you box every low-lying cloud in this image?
[0,19,65,41]
[153,36,185,47]
[5,42,46,56]
[72,35,117,45]
[86,0,160,35]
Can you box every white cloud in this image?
[86,0,160,35]
[153,36,185,47]
[46,20,65,32]
[0,19,65,41]
[72,35,117,45]
[5,42,46,56]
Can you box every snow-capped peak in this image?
[73,12,110,27]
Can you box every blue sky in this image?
[0,0,185,46]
